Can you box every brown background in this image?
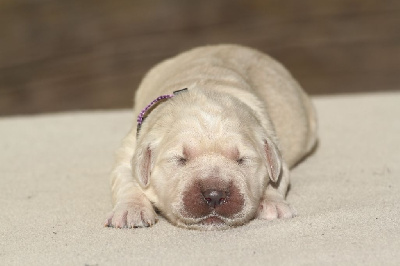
[1,0,399,116]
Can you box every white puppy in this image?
[104,44,317,230]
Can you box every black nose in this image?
[203,190,227,208]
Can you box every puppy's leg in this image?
[104,131,157,228]
[257,162,297,220]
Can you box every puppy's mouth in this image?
[175,214,231,230]
[201,215,225,225]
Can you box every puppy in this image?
[104,44,317,230]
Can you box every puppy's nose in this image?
[203,190,227,208]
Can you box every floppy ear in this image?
[264,138,282,183]
[134,145,152,187]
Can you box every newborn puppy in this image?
[104,44,317,230]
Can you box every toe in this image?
[257,200,296,221]
[103,212,114,227]
[112,210,128,228]
[276,202,297,219]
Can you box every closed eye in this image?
[237,157,247,165]
[175,156,187,166]
[236,156,256,166]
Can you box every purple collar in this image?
[137,88,188,135]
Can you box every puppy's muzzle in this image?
[181,179,244,221]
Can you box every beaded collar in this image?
[137,88,188,135]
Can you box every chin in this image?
[173,214,252,231]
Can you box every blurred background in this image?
[1,0,399,116]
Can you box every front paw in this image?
[104,202,157,229]
[257,199,297,221]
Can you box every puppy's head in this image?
[133,90,282,230]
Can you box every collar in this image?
[137,88,188,135]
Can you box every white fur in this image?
[104,44,317,230]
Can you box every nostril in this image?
[203,190,227,208]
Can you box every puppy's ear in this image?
[264,138,282,183]
[134,145,152,187]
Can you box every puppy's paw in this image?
[104,202,157,229]
[257,199,297,221]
